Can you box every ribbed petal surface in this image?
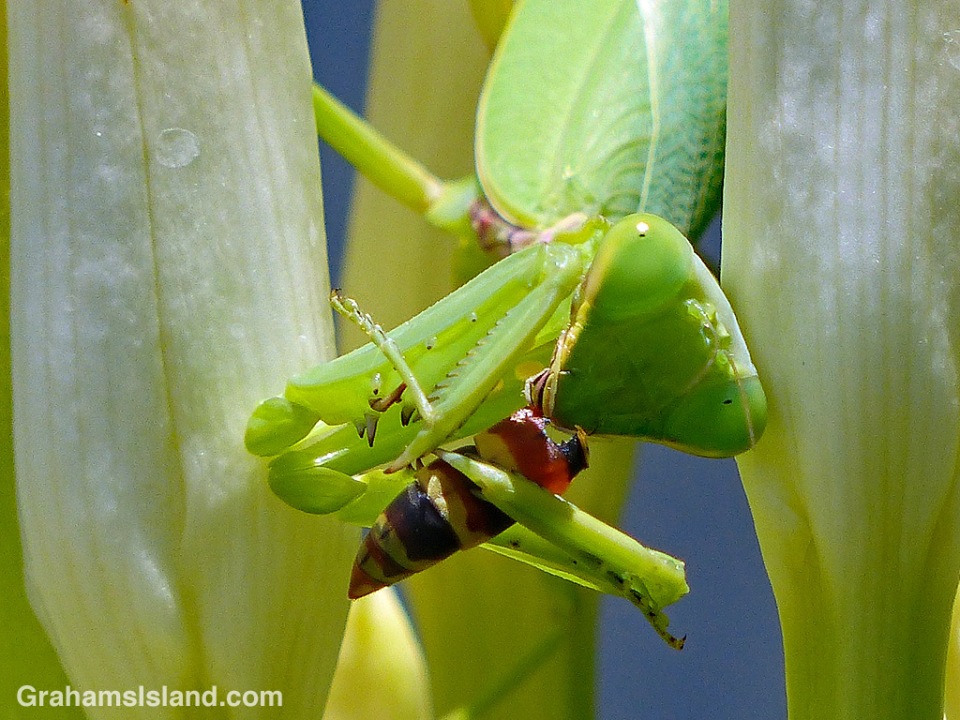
[9,2,357,717]
[724,2,960,718]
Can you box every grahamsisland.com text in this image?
[17,685,282,709]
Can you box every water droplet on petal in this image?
[154,127,200,168]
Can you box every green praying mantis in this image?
[245,0,759,647]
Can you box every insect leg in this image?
[436,448,688,649]
[330,291,437,428]
[268,239,591,465]
[387,241,586,471]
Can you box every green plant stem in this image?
[313,83,444,212]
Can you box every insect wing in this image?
[349,457,516,599]
[475,0,727,238]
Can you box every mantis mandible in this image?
[246,0,750,645]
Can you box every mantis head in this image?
[529,213,767,458]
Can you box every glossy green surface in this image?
[476,0,727,239]
[542,214,766,456]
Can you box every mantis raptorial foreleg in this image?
[251,213,767,649]
[386,240,586,471]
[434,447,687,649]
[284,239,592,473]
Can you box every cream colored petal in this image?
[10,1,356,716]
[324,591,433,720]
[724,1,960,716]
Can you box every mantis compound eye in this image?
[578,214,694,324]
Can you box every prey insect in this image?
[348,406,588,599]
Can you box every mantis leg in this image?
[436,448,688,649]
[330,291,436,428]
[248,238,592,468]
[386,241,586,471]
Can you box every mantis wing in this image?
[476,0,727,239]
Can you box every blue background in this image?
[301,3,786,718]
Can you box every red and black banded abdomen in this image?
[349,457,514,598]
[349,407,588,598]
